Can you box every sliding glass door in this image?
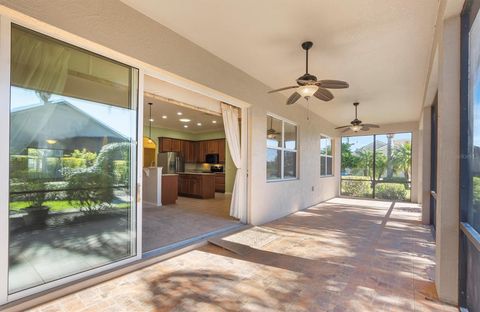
[8,25,138,294]
[341,132,412,201]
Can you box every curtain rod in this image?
[144,91,222,117]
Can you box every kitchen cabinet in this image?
[159,137,226,164]
[159,137,172,152]
[215,173,225,193]
[207,140,218,154]
[178,173,215,199]
[217,139,225,163]
[162,174,178,205]
[171,139,181,152]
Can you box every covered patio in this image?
[25,198,455,312]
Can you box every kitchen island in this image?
[178,173,216,199]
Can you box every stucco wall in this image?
[0,0,340,225]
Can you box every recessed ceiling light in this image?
[179,118,191,123]
[184,125,188,128]
[197,122,202,126]
[149,118,154,122]
[212,120,217,124]
[177,112,183,116]
[162,115,167,119]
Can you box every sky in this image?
[10,86,135,138]
[342,133,412,152]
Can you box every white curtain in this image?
[221,103,246,223]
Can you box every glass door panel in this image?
[8,25,138,294]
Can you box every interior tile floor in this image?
[26,198,456,312]
[142,193,237,251]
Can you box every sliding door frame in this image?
[0,4,251,306]
[0,12,144,305]
[0,15,11,306]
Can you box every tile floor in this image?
[25,198,457,312]
[142,193,237,251]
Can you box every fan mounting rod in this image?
[302,41,313,74]
[353,102,359,119]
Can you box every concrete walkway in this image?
[26,198,456,312]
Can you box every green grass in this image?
[10,200,130,212]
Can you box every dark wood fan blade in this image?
[361,123,380,128]
[268,86,298,93]
[317,80,349,89]
[287,92,301,105]
[314,87,334,101]
[334,125,351,130]
[361,127,370,131]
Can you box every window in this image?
[266,115,298,180]
[320,136,333,177]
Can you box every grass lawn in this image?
[10,200,131,212]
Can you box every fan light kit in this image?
[268,41,349,105]
[335,102,380,133]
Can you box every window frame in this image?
[266,113,298,182]
[320,136,334,177]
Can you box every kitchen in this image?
[141,82,239,253]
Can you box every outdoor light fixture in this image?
[177,112,183,115]
[162,115,167,119]
[179,118,191,123]
[212,120,217,124]
[298,85,319,98]
[46,139,57,145]
[184,125,188,128]
[197,122,202,126]
[350,125,362,132]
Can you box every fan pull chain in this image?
[307,98,310,121]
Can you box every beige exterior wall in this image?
[0,0,340,225]
[435,15,460,305]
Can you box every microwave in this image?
[205,154,219,164]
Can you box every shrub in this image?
[341,176,372,197]
[375,183,407,200]
[66,170,114,216]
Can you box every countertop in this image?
[162,173,179,176]
[178,172,216,175]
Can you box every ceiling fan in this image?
[268,41,349,105]
[335,102,380,132]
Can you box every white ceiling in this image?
[144,95,224,134]
[122,0,440,126]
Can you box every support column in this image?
[421,106,432,225]
[436,15,460,305]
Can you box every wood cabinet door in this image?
[172,139,181,152]
[197,141,207,163]
[207,140,218,154]
[160,137,172,152]
[218,139,225,163]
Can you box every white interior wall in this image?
[0,0,341,226]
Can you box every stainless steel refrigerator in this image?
[157,152,184,174]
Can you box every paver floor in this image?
[26,198,457,312]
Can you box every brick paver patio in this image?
[26,198,456,312]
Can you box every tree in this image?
[357,149,373,178]
[393,142,412,181]
[341,142,359,173]
[375,152,387,180]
